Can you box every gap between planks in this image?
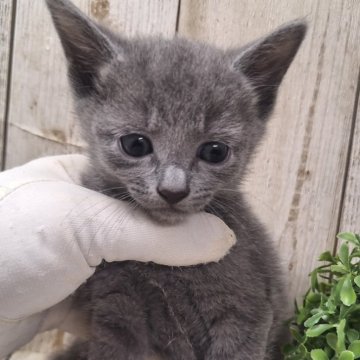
[175,0,182,33]
[333,66,360,253]
[1,0,17,171]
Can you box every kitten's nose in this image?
[157,187,189,205]
[158,165,189,204]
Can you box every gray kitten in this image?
[46,0,306,359]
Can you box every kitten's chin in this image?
[145,208,189,225]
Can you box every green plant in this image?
[284,232,360,360]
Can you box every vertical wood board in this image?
[179,0,360,297]
[340,88,360,233]
[5,0,179,169]
[0,0,13,169]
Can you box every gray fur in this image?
[46,0,306,358]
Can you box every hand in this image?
[0,154,235,356]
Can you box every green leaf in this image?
[325,296,337,314]
[341,276,357,306]
[283,343,296,355]
[305,312,324,328]
[284,232,360,360]
[349,340,360,358]
[306,292,322,305]
[326,332,338,351]
[324,347,333,358]
[341,303,350,319]
[290,326,306,343]
[339,243,350,267]
[337,319,346,353]
[311,270,319,291]
[285,353,308,360]
[307,324,335,337]
[341,304,360,320]
[347,329,360,342]
[319,251,336,262]
[311,349,329,360]
[297,306,310,325]
[335,278,347,302]
[337,232,360,246]
[331,264,349,274]
[339,351,355,360]
[285,344,308,360]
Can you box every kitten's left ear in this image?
[46,0,118,97]
[231,21,306,119]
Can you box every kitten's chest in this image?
[93,259,246,326]
[81,254,268,359]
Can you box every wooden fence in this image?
[1,0,359,357]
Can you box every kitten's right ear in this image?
[46,0,117,97]
[230,21,306,119]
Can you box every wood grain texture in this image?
[179,0,360,298]
[0,0,13,169]
[340,84,360,233]
[4,0,179,169]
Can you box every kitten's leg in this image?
[264,321,289,360]
[204,309,273,360]
[155,336,197,360]
[144,281,197,360]
[87,293,150,360]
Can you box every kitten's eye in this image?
[120,134,153,157]
[197,142,229,164]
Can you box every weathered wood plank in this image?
[0,0,13,169]
[5,0,179,169]
[179,0,360,298]
[340,82,360,233]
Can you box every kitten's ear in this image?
[46,0,117,97]
[231,21,306,119]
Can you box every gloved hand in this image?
[0,154,235,357]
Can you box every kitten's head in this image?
[47,0,306,223]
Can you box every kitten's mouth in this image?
[145,207,189,225]
[140,202,197,225]
[123,190,199,225]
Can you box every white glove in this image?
[0,155,235,357]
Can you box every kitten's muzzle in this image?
[157,187,190,205]
[157,165,189,205]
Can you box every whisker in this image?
[205,203,222,220]
[219,188,276,216]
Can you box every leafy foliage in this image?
[284,233,360,360]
